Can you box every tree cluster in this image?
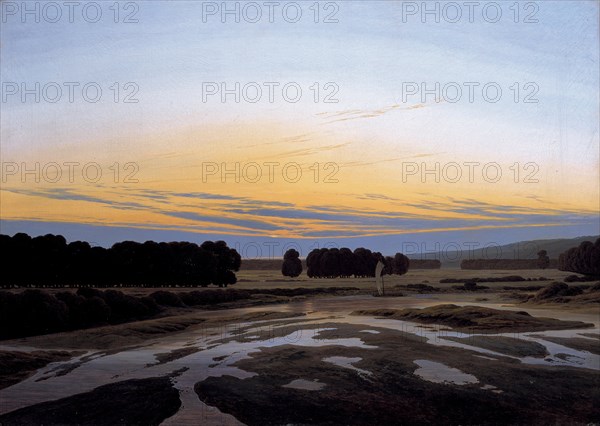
[383,253,411,276]
[305,248,409,278]
[0,233,241,288]
[558,238,600,277]
[281,249,303,277]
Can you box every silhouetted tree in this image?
[558,239,600,277]
[353,248,373,277]
[383,256,394,275]
[392,253,410,275]
[321,248,342,278]
[339,248,355,277]
[203,240,241,287]
[537,250,550,270]
[282,249,302,278]
[306,248,325,278]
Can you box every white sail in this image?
[375,260,385,296]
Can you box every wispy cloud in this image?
[317,102,441,124]
[2,186,596,240]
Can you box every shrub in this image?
[534,282,584,300]
[81,296,111,326]
[464,281,478,291]
[19,290,69,337]
[141,296,162,315]
[149,291,185,307]
[103,290,150,323]
[564,274,598,283]
[77,287,105,299]
[0,291,22,339]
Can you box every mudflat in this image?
[1,269,599,425]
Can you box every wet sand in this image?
[0,376,181,426]
[196,321,599,425]
[1,273,599,425]
[351,304,595,333]
[440,335,549,358]
[0,350,82,390]
[532,335,600,356]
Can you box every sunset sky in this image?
[1,1,598,257]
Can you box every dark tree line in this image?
[0,233,241,288]
[282,249,303,278]
[461,249,554,270]
[559,238,600,277]
[461,258,558,270]
[305,247,409,278]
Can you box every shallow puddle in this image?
[413,360,479,385]
[338,314,600,370]
[1,295,598,425]
[322,356,372,377]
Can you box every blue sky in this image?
[1,1,598,254]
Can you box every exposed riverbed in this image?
[1,295,599,425]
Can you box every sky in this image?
[1,0,599,258]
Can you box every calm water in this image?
[1,295,598,425]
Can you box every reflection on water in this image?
[1,295,598,425]
[322,356,373,378]
[413,360,478,385]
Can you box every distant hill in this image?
[410,236,599,268]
